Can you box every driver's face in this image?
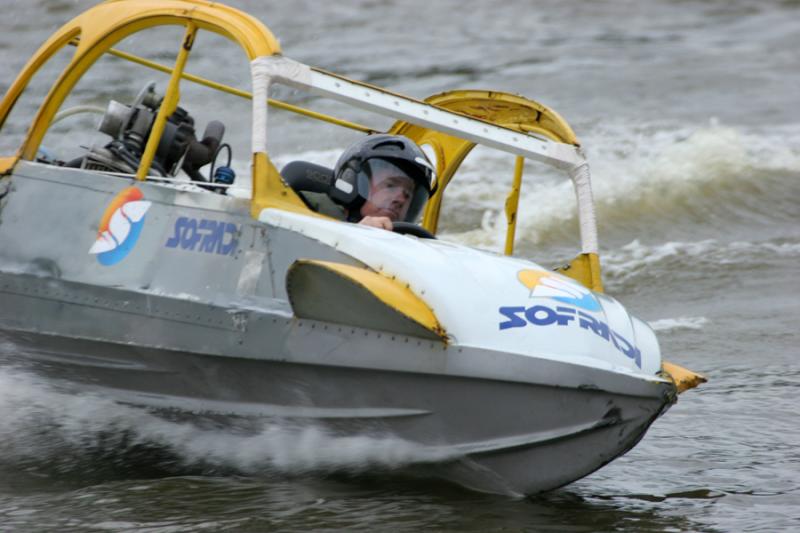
[359,171,415,222]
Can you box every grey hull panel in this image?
[0,270,668,396]
[441,412,664,496]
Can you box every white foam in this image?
[0,368,454,474]
[728,241,800,257]
[648,317,709,332]
[603,238,800,280]
[604,238,718,272]
[433,122,800,250]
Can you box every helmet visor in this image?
[359,158,431,222]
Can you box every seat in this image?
[281,161,334,194]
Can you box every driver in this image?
[327,134,437,230]
[357,160,417,229]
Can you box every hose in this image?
[52,105,106,125]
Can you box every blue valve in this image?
[213,166,235,185]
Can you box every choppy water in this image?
[1,0,799,531]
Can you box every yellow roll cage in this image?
[0,0,599,291]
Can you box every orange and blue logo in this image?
[88,187,152,266]
[502,269,641,366]
[517,269,601,312]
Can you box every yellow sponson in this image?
[293,260,445,339]
[388,90,579,236]
[554,252,604,293]
[661,361,707,394]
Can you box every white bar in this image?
[569,157,599,254]
[250,61,270,154]
[308,70,584,169]
[251,56,584,170]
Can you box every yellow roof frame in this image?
[0,0,308,215]
[1,0,279,152]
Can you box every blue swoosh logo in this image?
[553,293,601,312]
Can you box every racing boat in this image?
[0,0,704,496]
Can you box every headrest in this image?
[281,161,334,194]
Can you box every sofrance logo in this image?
[498,304,642,367]
[501,269,641,368]
[517,269,601,312]
[165,216,239,256]
[88,187,151,266]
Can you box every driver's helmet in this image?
[330,134,437,222]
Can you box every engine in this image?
[65,82,234,192]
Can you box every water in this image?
[1,0,799,531]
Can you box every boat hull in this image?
[0,285,675,495]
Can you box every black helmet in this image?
[330,134,437,222]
